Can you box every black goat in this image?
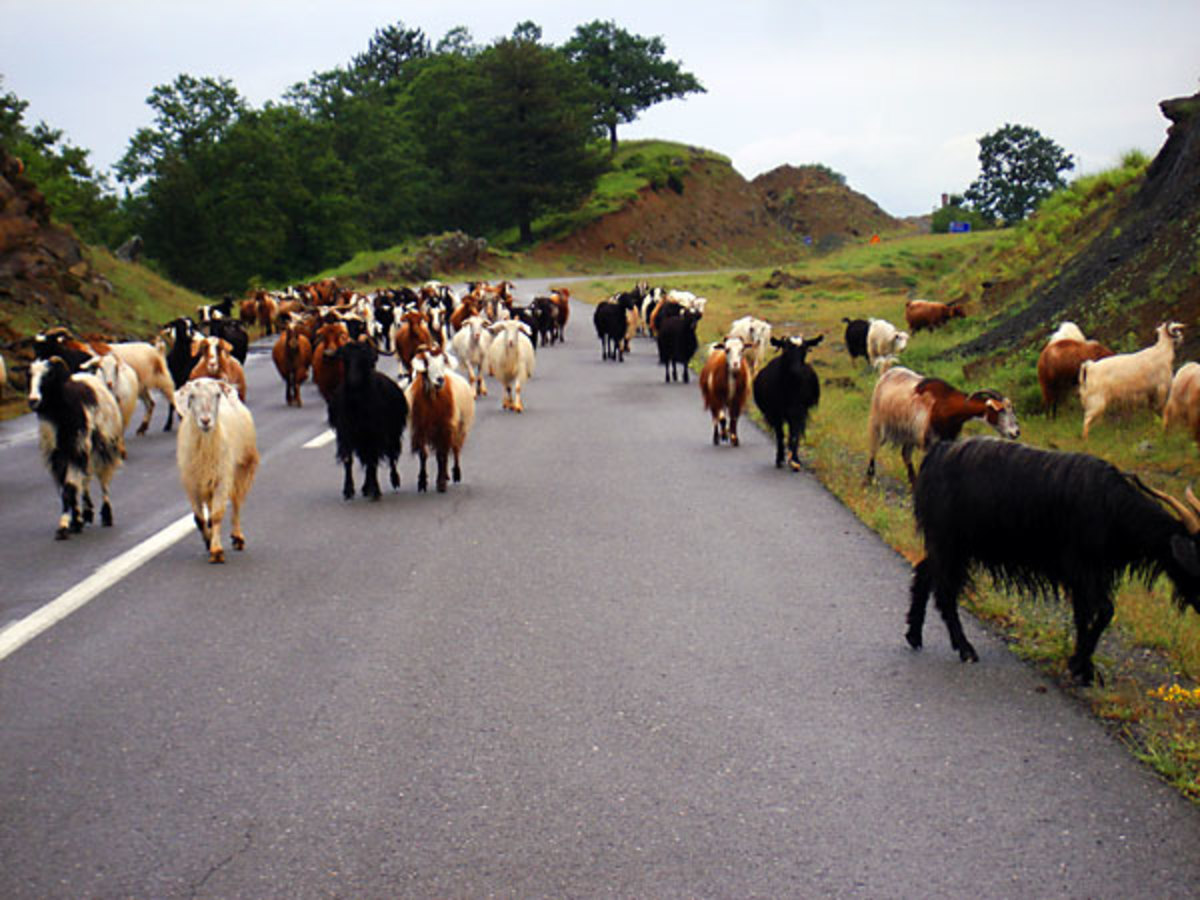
[655,309,701,383]
[593,300,628,362]
[162,317,201,431]
[205,317,249,364]
[327,341,407,501]
[752,335,823,470]
[909,437,1200,685]
[842,317,869,362]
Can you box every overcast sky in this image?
[2,1,1197,217]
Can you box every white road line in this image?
[0,514,195,662]
[303,429,335,449]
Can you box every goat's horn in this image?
[1186,486,1200,519]
[1141,482,1200,535]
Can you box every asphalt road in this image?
[2,278,1200,898]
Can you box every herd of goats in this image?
[10,274,1200,685]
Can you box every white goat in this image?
[105,341,176,435]
[1079,321,1183,439]
[487,320,536,413]
[450,314,493,397]
[728,316,772,371]
[174,378,259,563]
[866,318,910,372]
[83,353,140,441]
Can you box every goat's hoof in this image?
[55,527,69,541]
[905,630,923,650]
[437,482,448,493]
[69,518,84,533]
[101,504,113,527]
[232,535,245,551]
[209,549,225,564]
[959,645,979,663]
[82,508,94,524]
[136,424,148,436]
[789,459,804,472]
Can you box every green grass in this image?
[567,173,1200,799]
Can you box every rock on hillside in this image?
[753,164,902,244]
[0,149,107,344]
[960,89,1200,358]
[535,151,902,268]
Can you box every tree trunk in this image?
[519,217,533,245]
[609,123,618,156]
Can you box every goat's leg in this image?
[362,459,382,500]
[787,421,803,471]
[1067,586,1112,686]
[341,458,356,500]
[435,447,449,493]
[207,502,225,563]
[902,445,917,486]
[136,388,154,436]
[417,448,429,493]
[729,413,740,447]
[57,479,80,540]
[933,564,977,662]
[452,446,462,484]
[774,426,786,468]
[907,558,933,649]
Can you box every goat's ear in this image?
[1171,534,1200,576]
[173,383,194,417]
[80,357,100,371]
[807,334,825,347]
[445,353,460,371]
[411,355,427,374]
[517,322,532,337]
[218,381,238,402]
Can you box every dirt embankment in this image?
[959,89,1200,360]
[535,155,905,269]
[0,149,108,346]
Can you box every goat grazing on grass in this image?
[753,335,823,471]
[28,357,124,539]
[174,378,259,563]
[1037,324,1114,417]
[406,345,476,493]
[909,437,1200,685]
[865,366,1020,485]
[905,298,965,332]
[1079,321,1183,438]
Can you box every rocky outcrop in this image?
[0,149,104,339]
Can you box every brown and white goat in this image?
[1079,321,1183,438]
[699,337,751,446]
[865,366,1020,485]
[1037,324,1113,416]
[405,345,476,493]
[189,336,247,402]
[392,309,432,380]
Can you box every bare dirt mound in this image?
[753,164,902,245]
[533,153,904,269]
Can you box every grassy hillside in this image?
[566,164,1200,801]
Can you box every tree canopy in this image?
[561,20,705,153]
[4,17,708,293]
[964,123,1075,224]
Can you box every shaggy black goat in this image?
[327,341,407,501]
[752,335,823,470]
[162,317,201,431]
[842,317,869,362]
[593,299,629,362]
[656,309,701,383]
[909,437,1200,684]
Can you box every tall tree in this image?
[561,20,705,154]
[116,74,245,182]
[462,29,605,244]
[964,123,1075,224]
[352,22,431,90]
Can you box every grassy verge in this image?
[568,229,1200,801]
